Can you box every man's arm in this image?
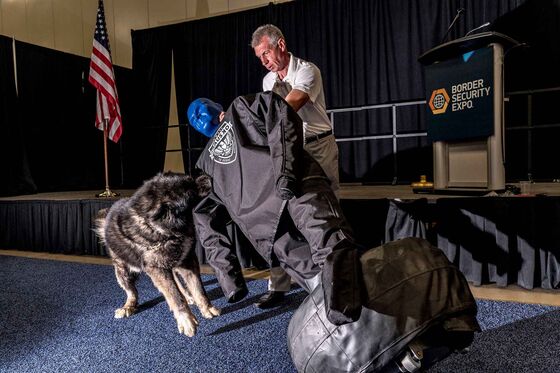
[284,88,309,112]
[259,92,305,199]
[287,61,322,112]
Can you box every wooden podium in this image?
[419,32,520,193]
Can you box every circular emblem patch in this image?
[208,121,237,164]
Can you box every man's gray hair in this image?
[251,24,285,48]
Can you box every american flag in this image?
[88,0,122,143]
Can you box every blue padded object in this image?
[187,98,223,138]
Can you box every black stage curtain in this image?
[16,41,102,191]
[15,42,120,191]
[113,63,146,188]
[134,0,525,183]
[128,27,173,186]
[13,42,142,192]
[0,36,36,197]
[493,0,560,181]
[171,5,273,174]
[493,0,560,92]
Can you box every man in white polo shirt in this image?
[251,24,340,309]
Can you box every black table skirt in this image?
[2,196,560,289]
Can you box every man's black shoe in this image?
[254,291,285,309]
[227,286,248,303]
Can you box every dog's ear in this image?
[196,174,212,197]
[93,208,109,242]
[96,208,109,220]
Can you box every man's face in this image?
[254,36,287,72]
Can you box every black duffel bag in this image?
[287,237,480,373]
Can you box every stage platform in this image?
[2,182,560,290]
[339,182,560,199]
[2,182,560,201]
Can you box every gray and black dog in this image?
[95,172,220,337]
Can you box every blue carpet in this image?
[429,299,560,373]
[1,255,559,373]
[0,256,305,373]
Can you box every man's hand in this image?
[219,111,225,122]
[276,175,297,200]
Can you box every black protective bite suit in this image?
[193,92,361,324]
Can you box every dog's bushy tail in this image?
[94,208,109,244]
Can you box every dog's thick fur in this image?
[94,172,219,337]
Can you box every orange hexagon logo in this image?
[429,88,450,114]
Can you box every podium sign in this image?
[426,47,494,142]
[419,33,519,192]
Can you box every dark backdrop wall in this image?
[3,0,560,196]
[133,0,546,184]
[0,40,160,196]
[128,28,173,187]
[493,0,560,181]
[0,36,36,197]
[15,41,108,192]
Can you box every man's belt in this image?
[305,130,333,144]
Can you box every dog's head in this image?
[133,172,211,231]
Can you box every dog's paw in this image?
[200,305,221,319]
[176,312,199,337]
[114,306,136,318]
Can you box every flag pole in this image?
[96,119,118,198]
[90,0,122,197]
